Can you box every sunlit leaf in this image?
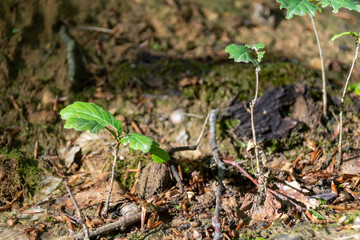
[276,0,319,19]
[319,0,360,13]
[120,133,153,153]
[150,144,170,164]
[60,102,122,135]
[63,118,104,133]
[349,82,360,96]
[225,43,265,69]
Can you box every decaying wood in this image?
[223,83,306,141]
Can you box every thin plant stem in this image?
[338,40,359,164]
[309,15,327,117]
[210,109,226,240]
[64,180,90,240]
[250,68,260,174]
[102,146,119,216]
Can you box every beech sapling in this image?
[331,31,360,165]
[276,0,360,118]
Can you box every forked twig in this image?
[64,179,90,240]
[169,113,210,155]
[168,113,210,193]
[210,110,226,240]
[102,147,119,216]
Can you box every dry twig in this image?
[209,110,226,240]
[59,25,76,82]
[64,179,90,240]
[168,113,210,193]
[72,205,168,239]
[102,147,119,216]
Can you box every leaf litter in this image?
[1,0,360,239]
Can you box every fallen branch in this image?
[209,110,226,240]
[74,25,113,34]
[59,25,76,82]
[72,205,168,239]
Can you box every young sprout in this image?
[331,31,360,165]
[60,102,170,215]
[225,43,265,175]
[276,0,360,118]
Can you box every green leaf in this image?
[349,83,360,96]
[150,145,170,164]
[331,31,359,41]
[60,102,122,135]
[253,43,265,51]
[257,51,265,63]
[276,0,320,19]
[120,133,153,153]
[226,44,265,69]
[64,118,104,133]
[319,0,360,13]
[309,209,326,220]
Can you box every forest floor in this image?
[0,0,360,239]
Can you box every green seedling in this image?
[225,43,265,175]
[331,31,360,164]
[60,101,170,164]
[60,101,170,215]
[276,0,360,118]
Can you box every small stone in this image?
[170,109,186,125]
[193,229,202,240]
[42,89,55,105]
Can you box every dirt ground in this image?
[1,0,360,239]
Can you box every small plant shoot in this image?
[276,0,319,19]
[225,43,265,70]
[60,102,170,164]
[225,43,265,177]
[276,0,360,118]
[277,0,360,18]
[331,31,360,164]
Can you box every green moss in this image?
[0,147,41,199]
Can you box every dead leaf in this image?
[56,173,125,212]
[276,182,319,209]
[340,154,360,175]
